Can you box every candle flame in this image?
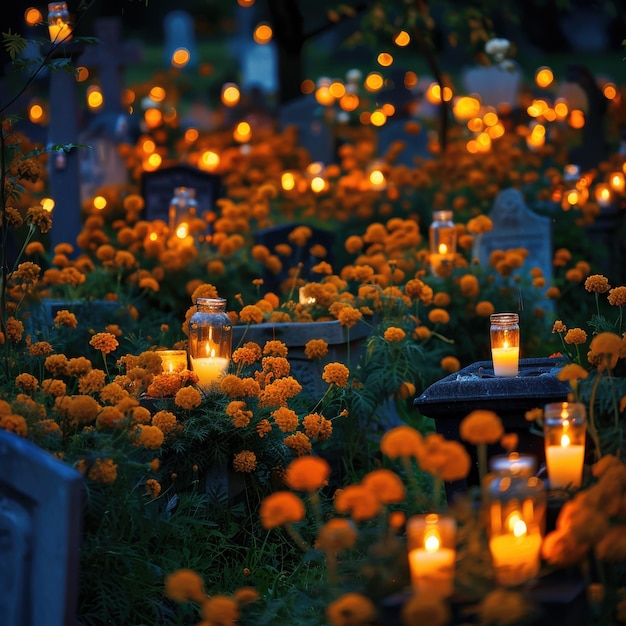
[424,533,440,552]
[506,512,527,537]
[503,340,509,349]
[438,243,448,254]
[561,433,571,447]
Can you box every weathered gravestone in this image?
[163,10,198,68]
[462,63,522,110]
[0,430,82,626]
[279,95,334,164]
[472,188,554,313]
[141,164,222,224]
[241,41,278,97]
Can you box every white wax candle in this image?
[545,444,585,489]
[491,346,519,377]
[489,532,542,587]
[190,356,229,391]
[408,547,456,597]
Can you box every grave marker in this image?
[462,63,522,110]
[473,188,554,312]
[141,164,221,224]
[0,430,83,625]
[163,10,198,68]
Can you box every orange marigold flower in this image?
[322,362,350,387]
[263,340,288,357]
[95,405,125,430]
[334,484,383,521]
[89,332,119,355]
[272,406,299,432]
[232,342,263,365]
[256,418,272,437]
[174,386,202,409]
[396,381,415,400]
[201,595,240,624]
[66,356,93,377]
[459,274,480,298]
[152,410,178,434]
[545,286,561,299]
[345,235,364,254]
[260,491,306,528]
[552,320,567,333]
[428,308,450,324]
[440,356,461,373]
[326,593,377,626]
[383,327,406,342]
[41,378,66,397]
[302,412,333,441]
[380,425,423,459]
[28,341,53,357]
[584,274,611,293]
[53,309,78,329]
[336,306,363,328]
[233,450,257,472]
[564,328,587,345]
[556,363,589,382]
[145,478,161,499]
[284,455,331,491]
[401,593,451,626]
[315,518,358,553]
[6,316,24,343]
[475,301,495,317]
[304,338,329,359]
[132,424,165,449]
[419,434,471,481]
[165,569,206,603]
[589,332,624,370]
[15,373,38,393]
[0,413,28,436]
[284,431,312,456]
[233,587,260,605]
[361,468,405,504]
[78,369,106,394]
[608,286,626,307]
[84,457,117,484]
[460,410,504,444]
[239,305,265,324]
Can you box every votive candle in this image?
[157,349,188,373]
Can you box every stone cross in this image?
[0,430,83,625]
[79,17,143,115]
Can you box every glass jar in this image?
[543,402,587,490]
[484,463,546,587]
[489,313,520,377]
[187,298,232,392]
[48,2,73,42]
[168,186,198,234]
[429,210,456,278]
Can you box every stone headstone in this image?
[376,118,429,166]
[462,63,522,110]
[279,95,334,164]
[0,430,83,625]
[473,188,553,312]
[163,10,198,68]
[141,165,222,223]
[241,41,278,96]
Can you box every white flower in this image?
[485,37,510,56]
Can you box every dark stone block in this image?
[0,431,83,626]
[414,358,570,493]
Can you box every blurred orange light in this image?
[25,7,43,25]
[184,128,199,143]
[603,83,617,100]
[370,109,387,126]
[200,150,220,171]
[569,110,585,129]
[144,107,163,128]
[394,30,410,47]
[253,23,272,44]
[93,196,107,210]
[339,93,359,112]
[535,67,554,88]
[221,83,241,107]
[28,103,45,123]
[171,48,190,68]
[301,79,315,94]
[364,72,384,92]
[75,66,89,82]
[377,52,393,67]
[234,121,252,142]
[41,197,55,212]
[86,86,104,111]
[149,86,166,102]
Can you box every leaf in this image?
[2,31,28,60]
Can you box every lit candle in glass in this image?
[489,510,543,587]
[429,210,457,278]
[609,171,625,195]
[594,183,612,208]
[543,402,586,490]
[48,2,73,42]
[187,297,232,393]
[490,313,520,377]
[407,513,456,598]
[484,468,546,587]
[157,349,188,373]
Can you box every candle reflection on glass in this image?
[158,349,188,373]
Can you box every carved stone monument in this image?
[473,188,554,313]
[0,430,83,625]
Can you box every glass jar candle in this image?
[484,466,546,587]
[187,298,232,392]
[429,210,457,278]
[490,313,520,377]
[543,402,587,490]
[168,186,198,236]
[157,349,188,374]
[406,513,456,598]
[48,2,73,42]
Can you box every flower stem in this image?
[284,523,311,553]
[588,373,603,461]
